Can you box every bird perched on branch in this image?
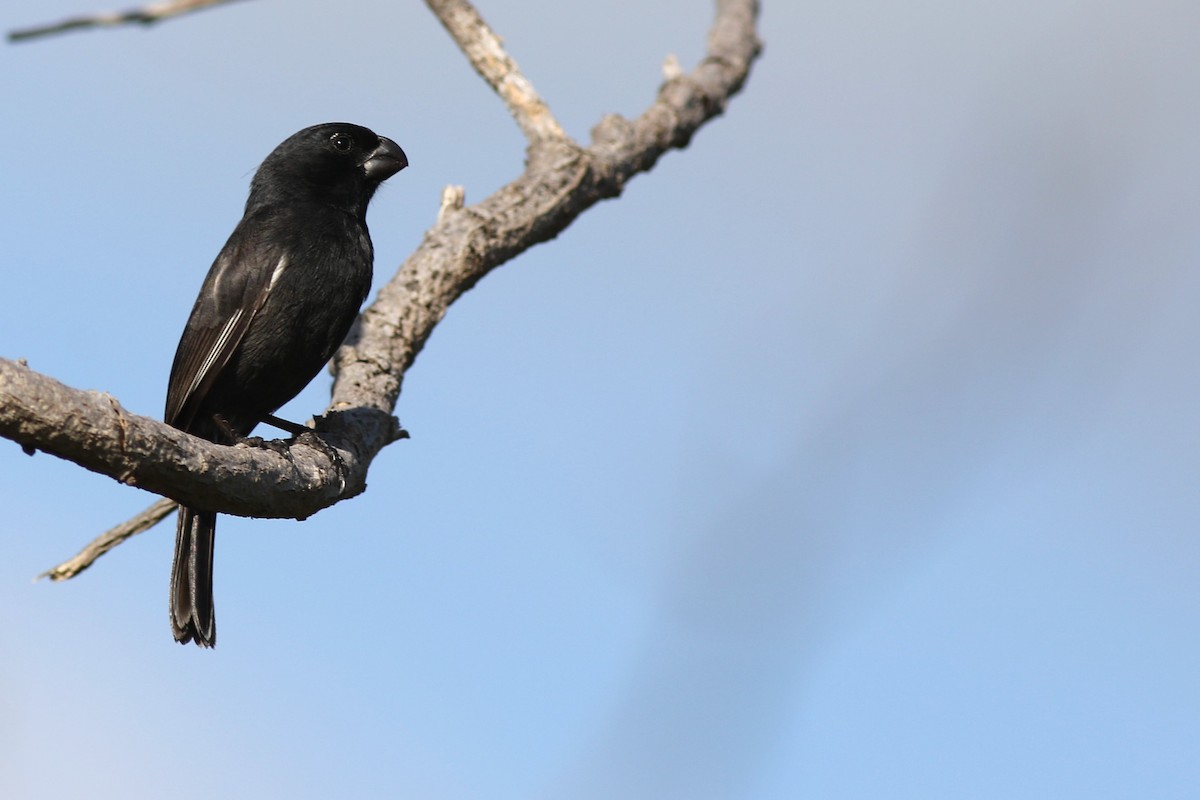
[164,123,407,647]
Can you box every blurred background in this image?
[2,1,1198,797]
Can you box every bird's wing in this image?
[165,223,287,431]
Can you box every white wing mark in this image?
[268,254,289,291]
[186,309,243,401]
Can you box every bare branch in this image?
[0,357,403,520]
[424,0,570,146]
[39,498,177,580]
[8,0,248,42]
[331,0,762,418]
[8,0,761,576]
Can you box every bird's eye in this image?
[329,133,354,153]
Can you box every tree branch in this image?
[6,0,762,578]
[331,0,762,420]
[7,0,247,42]
[0,357,398,520]
[39,498,177,581]
[424,0,570,147]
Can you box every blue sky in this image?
[2,1,1198,797]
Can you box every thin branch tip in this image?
[8,0,247,42]
[39,497,178,581]
[424,0,571,146]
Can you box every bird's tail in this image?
[169,506,217,647]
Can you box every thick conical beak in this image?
[363,136,407,182]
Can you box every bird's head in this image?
[249,122,408,214]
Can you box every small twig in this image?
[39,497,177,580]
[662,54,683,81]
[8,0,248,42]
[424,0,570,147]
[437,185,466,222]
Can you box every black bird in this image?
[164,123,407,647]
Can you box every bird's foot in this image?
[292,429,347,473]
[237,435,292,458]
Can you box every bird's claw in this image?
[237,435,292,458]
[293,430,347,473]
